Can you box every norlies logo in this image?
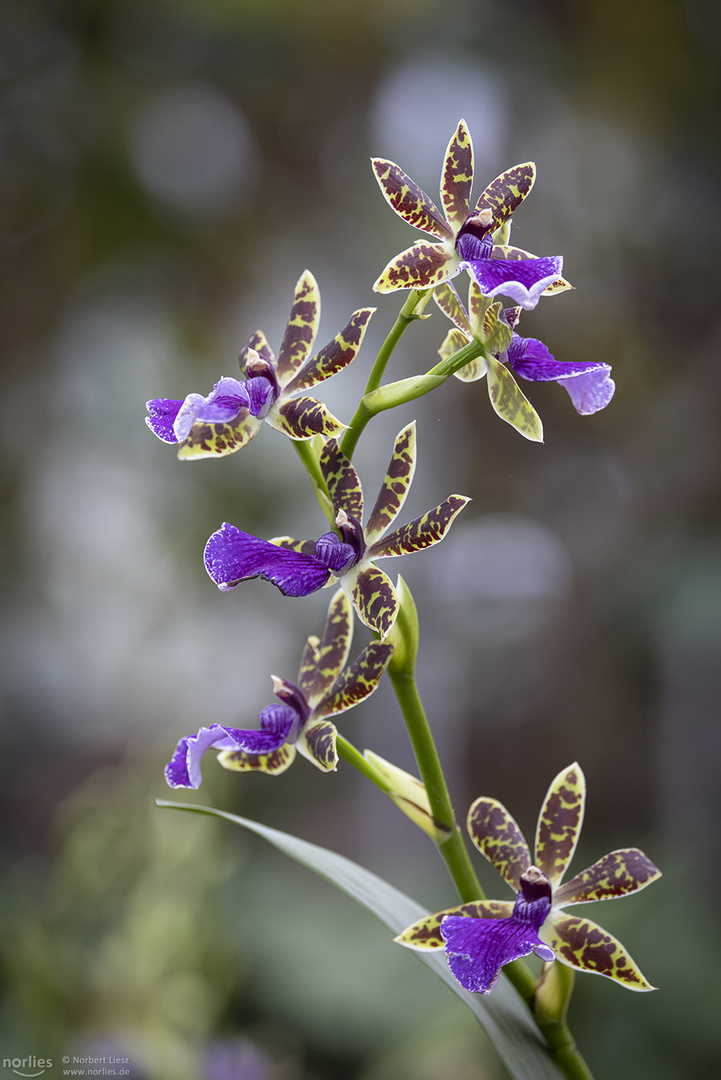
[3,1057,53,1078]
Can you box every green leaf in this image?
[157,801,565,1080]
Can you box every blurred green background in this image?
[2,0,720,1077]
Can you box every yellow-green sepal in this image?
[486,355,543,442]
[540,911,657,991]
[297,719,338,772]
[385,575,419,675]
[534,762,585,889]
[177,414,262,459]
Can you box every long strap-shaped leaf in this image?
[157,801,564,1080]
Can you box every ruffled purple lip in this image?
[506,335,615,415]
[440,868,555,994]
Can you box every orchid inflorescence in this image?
[149,120,656,1071]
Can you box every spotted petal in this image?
[371,158,452,240]
[297,718,338,772]
[467,797,531,892]
[374,241,456,294]
[298,589,353,709]
[440,120,474,231]
[177,414,262,460]
[395,901,514,950]
[217,742,296,776]
[540,911,656,991]
[534,762,586,889]
[434,281,472,336]
[486,356,543,442]
[204,523,330,596]
[320,438,363,520]
[314,640,394,719]
[555,849,662,908]
[345,563,398,637]
[284,308,374,394]
[474,162,536,231]
[365,422,417,546]
[367,495,470,559]
[438,328,487,383]
[266,396,346,440]
[276,270,320,384]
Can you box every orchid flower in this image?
[372,119,569,310]
[203,422,469,638]
[146,270,373,459]
[434,280,615,441]
[165,589,393,786]
[396,763,660,994]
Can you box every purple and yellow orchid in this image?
[146,270,373,459]
[372,119,568,310]
[396,763,660,994]
[434,280,615,441]
[165,589,393,786]
[204,422,470,638]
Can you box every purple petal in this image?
[222,703,298,754]
[244,376,276,418]
[508,337,609,383]
[314,532,357,574]
[204,523,331,596]
[174,378,250,441]
[146,398,183,443]
[165,724,238,789]
[462,256,563,311]
[561,366,615,415]
[441,915,554,994]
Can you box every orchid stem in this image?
[336,735,394,794]
[292,439,335,528]
[341,289,426,459]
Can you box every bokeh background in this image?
[2,0,720,1077]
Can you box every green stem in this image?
[336,735,395,794]
[341,289,426,460]
[387,668,483,904]
[541,1024,595,1080]
[292,440,335,528]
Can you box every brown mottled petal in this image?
[486,356,543,443]
[297,718,338,772]
[319,438,363,520]
[540,911,656,991]
[395,900,514,950]
[373,240,456,294]
[314,640,394,719]
[177,414,262,460]
[453,354,487,383]
[365,422,417,546]
[367,495,470,560]
[346,563,399,638]
[217,743,296,776]
[434,281,472,336]
[474,162,536,230]
[555,848,662,908]
[467,796,531,891]
[534,762,586,889]
[440,119,474,232]
[298,589,353,709]
[266,396,346,441]
[371,158,452,239]
[239,330,276,374]
[276,270,320,383]
[284,308,374,394]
